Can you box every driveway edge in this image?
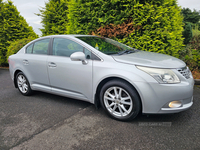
[195,79,200,85]
[0,67,9,70]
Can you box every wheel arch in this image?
[94,77,142,111]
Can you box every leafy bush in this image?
[192,25,200,37]
[192,69,200,79]
[180,34,200,71]
[180,8,200,78]
[6,38,36,62]
[181,47,200,70]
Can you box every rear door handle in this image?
[23,60,29,65]
[48,62,57,68]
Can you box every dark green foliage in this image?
[180,32,200,71]
[0,0,37,66]
[6,37,36,61]
[189,34,200,51]
[181,8,200,31]
[183,22,193,44]
[181,8,200,24]
[179,8,200,72]
[180,46,200,71]
[67,0,184,57]
[37,0,68,36]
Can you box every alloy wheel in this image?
[104,86,133,117]
[17,74,28,94]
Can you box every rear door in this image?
[23,38,51,92]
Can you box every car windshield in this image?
[76,36,136,55]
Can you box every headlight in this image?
[137,66,180,84]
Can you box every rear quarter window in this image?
[26,44,33,54]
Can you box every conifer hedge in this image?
[0,0,37,66]
[67,0,184,57]
[37,0,68,36]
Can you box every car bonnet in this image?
[112,50,185,69]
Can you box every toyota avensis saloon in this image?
[8,35,194,121]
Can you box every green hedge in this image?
[67,0,184,57]
[37,0,68,36]
[0,0,37,66]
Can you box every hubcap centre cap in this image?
[115,99,120,104]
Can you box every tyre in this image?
[100,80,141,121]
[16,72,32,96]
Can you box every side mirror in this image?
[70,52,88,64]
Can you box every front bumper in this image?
[159,97,193,113]
[134,77,194,114]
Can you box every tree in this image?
[181,8,200,45]
[67,0,184,57]
[181,8,200,24]
[182,22,193,44]
[0,0,37,66]
[37,0,68,36]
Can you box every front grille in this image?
[177,67,191,79]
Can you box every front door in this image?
[47,38,93,101]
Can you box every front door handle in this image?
[48,62,57,68]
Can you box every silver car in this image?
[8,35,194,121]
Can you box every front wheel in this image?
[16,72,32,96]
[100,80,141,121]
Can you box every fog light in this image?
[169,101,182,108]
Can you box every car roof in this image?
[40,34,98,39]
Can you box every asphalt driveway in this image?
[0,69,200,150]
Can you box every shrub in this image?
[182,22,193,45]
[192,25,200,38]
[180,38,200,71]
[6,38,36,62]
[179,23,200,77]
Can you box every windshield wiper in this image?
[118,50,135,55]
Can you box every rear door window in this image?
[32,39,50,55]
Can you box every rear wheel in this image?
[16,72,32,96]
[100,80,141,121]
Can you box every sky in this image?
[3,0,200,36]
